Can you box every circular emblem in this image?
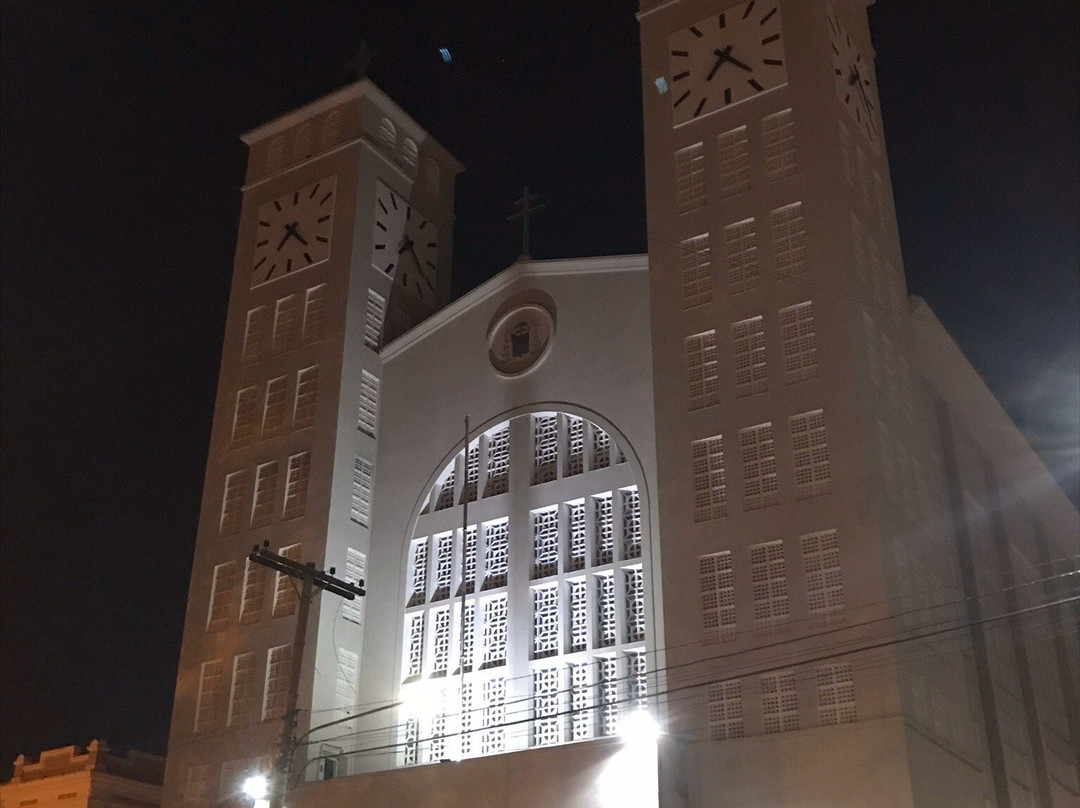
[488,304,554,376]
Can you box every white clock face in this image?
[251,176,336,287]
[488,305,554,376]
[669,1,788,126]
[371,180,439,302]
[828,6,880,148]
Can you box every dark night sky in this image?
[1,0,1076,779]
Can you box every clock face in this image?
[669,1,788,126]
[371,180,440,302]
[828,6,880,147]
[251,176,336,287]
[488,305,554,376]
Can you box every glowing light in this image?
[439,47,452,63]
[242,774,269,799]
[598,710,660,807]
[401,679,447,718]
[654,77,668,94]
[619,709,661,747]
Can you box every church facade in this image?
[160,2,1079,807]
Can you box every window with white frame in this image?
[532,584,559,659]
[761,670,799,733]
[481,595,508,668]
[261,376,288,437]
[802,530,844,622]
[763,109,797,179]
[621,487,641,560]
[772,202,807,278]
[228,652,256,727]
[408,539,428,607]
[220,470,246,535]
[700,550,735,644]
[779,301,817,383]
[335,647,359,718]
[263,645,292,720]
[459,602,475,673]
[707,680,744,739]
[462,441,479,503]
[292,366,319,428]
[207,562,236,632]
[596,572,617,647]
[357,371,379,437]
[342,548,366,625]
[717,126,751,196]
[482,677,507,753]
[680,234,712,309]
[364,289,386,351]
[230,386,259,446]
[282,451,311,519]
[459,525,477,596]
[300,284,326,345]
[725,218,759,294]
[790,409,831,499]
[532,666,561,747]
[686,329,719,410]
[568,500,587,572]
[273,544,302,617]
[532,414,558,484]
[675,142,706,213]
[750,540,789,631]
[431,533,453,601]
[566,415,585,477]
[817,663,856,725]
[628,651,648,709]
[239,558,266,624]
[570,663,592,740]
[532,506,559,578]
[483,519,509,590]
[404,613,424,681]
[625,567,645,642]
[430,608,452,676]
[740,423,779,510]
[594,493,614,565]
[732,316,768,398]
[242,306,268,363]
[350,457,374,527]
[484,424,510,496]
[598,656,619,736]
[569,578,588,652]
[195,659,223,732]
[251,461,278,527]
[692,435,728,523]
[271,295,297,353]
[435,464,456,511]
[592,423,612,469]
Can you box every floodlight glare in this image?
[242,774,269,800]
[618,710,661,746]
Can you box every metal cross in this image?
[507,186,544,259]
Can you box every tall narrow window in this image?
[350,457,374,527]
[251,461,279,527]
[195,659,224,732]
[717,126,751,196]
[761,671,799,733]
[220,471,246,535]
[484,425,510,496]
[772,202,807,278]
[625,567,645,642]
[790,409,831,499]
[699,550,735,644]
[292,366,319,428]
[566,415,585,477]
[725,218,759,294]
[568,578,588,652]
[680,234,712,309]
[261,376,288,437]
[568,500,587,572]
[459,526,477,596]
[692,436,728,523]
[481,595,508,668]
[532,506,559,578]
[263,645,292,720]
[598,656,619,736]
[482,519,509,589]
[740,423,779,510]
[750,540,789,631]
[404,613,424,680]
[481,677,506,753]
[242,306,268,363]
[707,680,744,739]
[230,386,259,446]
[430,608,451,675]
[335,648,360,716]
[435,464,456,511]
[458,601,475,672]
[239,558,266,624]
[732,316,768,398]
[628,651,648,708]
[364,289,386,350]
[462,442,479,503]
[675,142,706,213]
[532,414,558,484]
[802,530,844,622]
[532,667,562,746]
[779,301,817,383]
[357,371,379,437]
[621,487,642,559]
[300,284,326,345]
[762,109,797,179]
[282,452,311,519]
[591,425,612,470]
[685,330,719,410]
[817,663,856,725]
[408,539,428,607]
[342,548,366,624]
[595,572,616,647]
[569,663,592,740]
[207,562,236,632]
[593,494,614,565]
[228,653,256,727]
[271,295,298,353]
[273,544,302,616]
[432,533,453,601]
[532,584,559,659]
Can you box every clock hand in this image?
[291,228,309,246]
[707,46,731,81]
[276,228,292,251]
[726,53,753,72]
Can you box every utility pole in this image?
[507,186,544,259]
[248,542,365,808]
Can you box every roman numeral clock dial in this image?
[371,180,439,301]
[828,4,881,148]
[669,1,788,126]
[251,176,336,287]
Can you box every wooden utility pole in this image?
[247,542,365,808]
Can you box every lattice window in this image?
[431,608,452,675]
[707,680,744,739]
[570,663,593,740]
[357,371,379,437]
[220,470,246,535]
[230,386,259,446]
[459,525,477,596]
[763,109,797,179]
[628,651,648,708]
[403,716,419,765]
[750,540,789,631]
[568,500,587,571]
[532,415,558,484]
[772,202,807,278]
[532,667,562,747]
[459,681,476,756]
[271,295,298,353]
[594,494,614,565]
[350,457,374,527]
[598,656,619,736]
[300,284,326,345]
[680,234,712,308]
[566,415,585,477]
[761,670,799,733]
[532,584,559,659]
[817,663,856,725]
[242,306,268,363]
[624,567,645,643]
[740,423,779,510]
[282,451,311,519]
[596,572,617,647]
[432,533,453,601]
[568,578,588,652]
[533,506,559,578]
[184,764,212,806]
[195,659,223,732]
[686,330,719,410]
[481,596,508,668]
[364,289,386,350]
[335,648,359,717]
[207,562,236,632]
[428,695,448,763]
[408,539,428,607]
[718,126,751,196]
[261,376,288,437]
[404,613,424,681]
[273,544,302,617]
[263,645,292,721]
[342,548,365,625]
[675,142,706,213]
[251,461,278,527]
[435,464,456,511]
[484,425,510,496]
[239,558,266,624]
[482,678,506,753]
[700,551,736,644]
[803,530,844,623]
[592,425,612,469]
[790,409,831,499]
[691,435,728,523]
[725,218,759,294]
[482,519,509,590]
[732,316,768,398]
[779,301,818,383]
[459,601,475,673]
[621,487,641,560]
[462,442,479,503]
[293,366,319,428]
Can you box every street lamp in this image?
[242,774,270,808]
